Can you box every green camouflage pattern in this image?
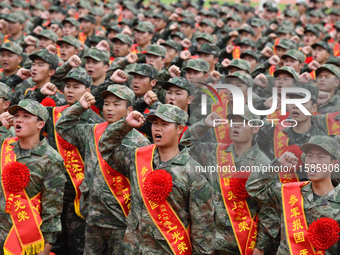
[135,21,155,33]
[161,77,192,94]
[146,44,166,57]
[238,38,256,48]
[226,71,254,87]
[3,12,25,23]
[183,59,210,73]
[316,63,340,79]
[179,18,196,28]
[288,82,319,103]
[160,40,181,52]
[79,14,96,24]
[84,48,110,64]
[8,99,49,121]
[128,63,158,79]
[100,84,135,104]
[246,160,340,255]
[98,118,215,254]
[312,41,333,54]
[316,94,340,114]
[38,29,59,43]
[112,34,133,46]
[282,49,306,63]
[228,59,251,73]
[273,66,299,80]
[0,42,23,56]
[63,67,92,88]
[300,135,340,160]
[227,13,242,23]
[0,138,66,246]
[304,24,320,37]
[238,26,255,36]
[241,50,259,61]
[62,17,80,29]
[199,19,216,28]
[29,49,59,70]
[0,82,13,101]
[195,33,215,44]
[147,104,188,125]
[197,43,219,56]
[57,36,81,49]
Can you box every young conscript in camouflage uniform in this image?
[99,104,215,254]
[55,85,149,254]
[246,135,340,254]
[0,99,66,255]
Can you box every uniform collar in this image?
[11,138,48,158]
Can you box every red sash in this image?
[94,122,131,217]
[135,145,192,255]
[269,65,276,76]
[24,86,37,96]
[232,46,241,59]
[334,42,340,57]
[282,181,319,255]
[216,144,258,254]
[1,137,44,255]
[273,38,280,55]
[53,105,85,218]
[211,91,232,144]
[78,32,87,44]
[326,112,340,135]
[131,44,140,54]
[310,71,316,80]
[178,125,188,142]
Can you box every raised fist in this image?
[79,92,95,110]
[46,45,57,55]
[221,58,231,68]
[126,53,138,64]
[299,72,312,84]
[169,65,181,78]
[143,90,158,106]
[110,69,129,83]
[17,68,31,80]
[96,40,110,52]
[181,39,192,49]
[180,50,191,60]
[0,112,13,129]
[204,112,221,127]
[308,60,320,71]
[67,55,82,68]
[40,82,58,96]
[261,47,274,58]
[125,111,145,127]
[268,55,280,66]
[254,74,268,88]
[278,151,299,168]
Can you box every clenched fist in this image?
[41,82,58,96]
[125,111,145,127]
[110,69,129,83]
[79,92,95,109]
[68,55,82,68]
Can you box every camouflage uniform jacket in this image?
[246,171,340,254]
[317,94,340,114]
[256,122,327,160]
[0,126,14,143]
[55,102,149,229]
[0,138,66,244]
[98,119,215,254]
[312,112,340,135]
[181,130,279,252]
[0,71,23,90]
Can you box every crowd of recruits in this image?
[0,0,340,254]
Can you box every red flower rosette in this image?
[229,171,250,200]
[58,135,74,150]
[308,217,340,251]
[2,162,30,213]
[280,144,303,169]
[143,169,173,204]
[41,97,56,107]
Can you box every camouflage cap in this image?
[304,25,319,37]
[8,99,49,122]
[287,82,319,103]
[285,9,299,18]
[282,49,306,63]
[84,48,110,64]
[170,32,187,40]
[62,67,92,87]
[111,33,133,46]
[79,14,96,24]
[226,13,242,23]
[276,38,293,50]
[330,8,340,16]
[238,26,255,36]
[146,44,167,58]
[301,135,340,161]
[57,36,81,49]
[12,0,24,7]
[161,77,192,94]
[160,40,182,52]
[274,66,299,80]
[135,21,155,33]
[38,29,58,43]
[107,24,122,33]
[227,59,251,73]
[100,84,135,104]
[123,2,137,13]
[312,41,333,54]
[128,64,158,79]
[153,12,169,22]
[78,1,91,10]
[196,43,219,56]
[3,12,25,23]
[199,19,216,29]
[325,56,340,67]
[62,17,80,29]
[277,26,293,35]
[195,33,215,44]
[249,18,263,27]
[29,49,59,69]
[240,50,259,62]
[334,21,340,30]
[226,71,254,87]
[90,6,105,17]
[183,59,210,73]
[263,1,279,12]
[179,18,195,28]
[0,83,13,101]
[237,38,256,48]
[227,105,260,122]
[206,10,219,18]
[147,104,188,126]
[316,64,340,79]
[0,42,23,56]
